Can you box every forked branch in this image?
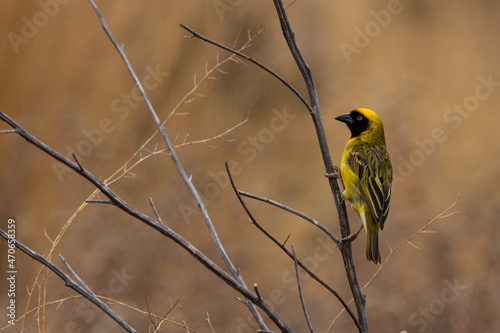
[225,161,362,331]
[182,1,368,330]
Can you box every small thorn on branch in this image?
[282,234,291,247]
[72,153,84,171]
[149,198,165,225]
[254,283,263,301]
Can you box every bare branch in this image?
[291,244,313,333]
[239,190,341,248]
[226,161,362,330]
[149,198,165,225]
[270,1,366,330]
[18,38,251,328]
[0,229,137,333]
[183,1,366,330]
[86,199,114,205]
[0,129,17,134]
[144,295,182,332]
[254,283,263,301]
[179,23,311,112]
[72,153,84,172]
[0,109,291,332]
[86,2,273,330]
[58,255,93,294]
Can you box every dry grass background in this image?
[0,1,499,332]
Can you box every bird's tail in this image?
[366,228,381,264]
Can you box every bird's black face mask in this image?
[335,110,369,138]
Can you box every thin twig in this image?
[72,153,84,171]
[291,244,313,333]
[59,255,93,294]
[254,283,263,301]
[174,112,249,149]
[0,129,17,134]
[149,198,164,224]
[0,230,137,333]
[1,294,193,331]
[144,296,158,332]
[179,23,311,113]
[206,312,216,333]
[86,199,114,205]
[239,190,341,248]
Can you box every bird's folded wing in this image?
[349,145,392,227]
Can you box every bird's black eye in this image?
[356,115,363,121]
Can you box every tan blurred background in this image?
[1,0,499,332]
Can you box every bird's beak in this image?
[335,113,353,125]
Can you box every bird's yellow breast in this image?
[340,138,362,203]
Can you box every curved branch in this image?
[179,23,312,113]
[238,190,341,248]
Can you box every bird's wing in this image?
[349,144,392,228]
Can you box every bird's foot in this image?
[324,165,340,179]
[341,225,364,242]
[341,233,359,242]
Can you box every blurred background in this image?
[1,0,499,332]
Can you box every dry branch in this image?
[0,109,290,331]
[182,0,368,330]
[291,244,313,333]
[0,229,137,333]
[87,0,271,330]
[226,161,362,331]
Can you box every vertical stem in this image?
[271,1,368,331]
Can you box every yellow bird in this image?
[334,108,392,264]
